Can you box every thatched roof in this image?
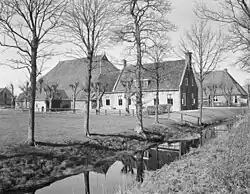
[114,60,186,92]
[38,54,119,100]
[195,69,247,97]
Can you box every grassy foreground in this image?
[124,115,250,194]
[0,109,162,153]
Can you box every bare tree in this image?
[180,19,226,125]
[8,83,15,108]
[69,81,83,113]
[113,0,175,134]
[63,0,113,136]
[91,81,107,114]
[196,0,250,71]
[44,82,59,111]
[19,81,31,109]
[220,83,234,107]
[0,0,67,146]
[204,84,218,107]
[120,60,135,115]
[144,37,172,123]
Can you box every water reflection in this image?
[31,120,239,194]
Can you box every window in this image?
[182,93,186,106]
[234,96,238,103]
[214,96,218,102]
[128,98,132,105]
[185,78,188,86]
[167,94,173,105]
[118,96,122,106]
[192,78,195,86]
[106,98,110,106]
[154,98,159,105]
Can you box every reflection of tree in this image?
[136,152,144,182]
[83,171,90,194]
[121,155,136,174]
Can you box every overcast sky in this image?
[0,0,249,94]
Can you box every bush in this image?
[146,104,170,115]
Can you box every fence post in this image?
[119,110,121,116]
[132,109,134,116]
[181,113,183,121]
[168,106,170,119]
[197,117,200,125]
[105,109,107,115]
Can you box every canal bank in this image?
[0,108,247,193]
[125,114,250,194]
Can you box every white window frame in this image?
[118,95,123,106]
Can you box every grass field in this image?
[0,109,168,152]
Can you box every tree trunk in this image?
[84,52,92,136]
[155,76,159,123]
[125,96,130,114]
[25,98,28,109]
[134,22,144,134]
[96,96,100,114]
[27,44,37,146]
[49,98,53,111]
[73,97,76,113]
[84,171,90,194]
[199,80,203,125]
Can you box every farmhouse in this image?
[101,52,199,112]
[196,69,248,107]
[0,87,12,107]
[35,54,120,111]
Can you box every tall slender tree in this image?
[8,83,15,108]
[180,20,226,125]
[144,37,172,123]
[0,0,67,146]
[19,81,31,109]
[44,81,59,111]
[69,81,83,113]
[113,0,175,134]
[63,0,113,136]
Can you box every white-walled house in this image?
[28,53,199,112]
[101,52,199,112]
[34,54,120,111]
[196,69,248,107]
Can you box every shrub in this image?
[146,104,170,115]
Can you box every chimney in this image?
[185,51,192,68]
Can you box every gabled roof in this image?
[0,87,12,96]
[196,69,247,96]
[113,60,186,92]
[39,54,119,100]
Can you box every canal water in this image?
[34,119,238,194]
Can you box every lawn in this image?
[0,109,168,152]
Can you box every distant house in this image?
[15,93,29,109]
[35,89,70,112]
[196,69,248,107]
[35,54,120,111]
[0,87,12,107]
[102,52,198,112]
